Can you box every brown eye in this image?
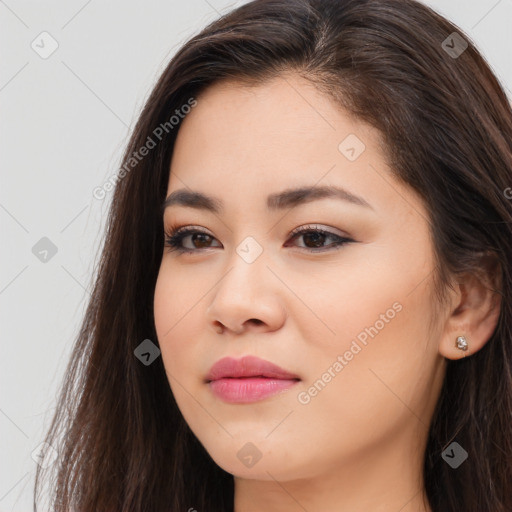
[164,226,221,253]
[286,225,353,252]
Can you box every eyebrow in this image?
[161,184,374,214]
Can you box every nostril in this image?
[213,322,224,334]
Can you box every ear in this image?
[439,253,502,360]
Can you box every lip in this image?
[206,355,300,403]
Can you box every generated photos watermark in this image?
[93,97,198,200]
[297,301,403,405]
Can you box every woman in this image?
[34,0,512,510]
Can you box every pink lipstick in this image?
[205,355,300,403]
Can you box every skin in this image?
[153,72,501,512]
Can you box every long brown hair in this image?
[34,0,512,510]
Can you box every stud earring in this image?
[456,335,468,352]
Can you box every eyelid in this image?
[288,223,349,239]
[165,222,349,239]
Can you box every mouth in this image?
[205,355,301,403]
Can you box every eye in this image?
[286,224,353,252]
[164,225,220,254]
[163,223,354,254]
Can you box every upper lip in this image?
[205,355,300,382]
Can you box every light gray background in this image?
[1,1,511,510]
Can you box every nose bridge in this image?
[220,234,268,298]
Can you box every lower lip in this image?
[208,377,299,403]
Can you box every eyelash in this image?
[163,223,353,254]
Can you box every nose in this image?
[206,250,286,336]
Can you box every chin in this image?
[200,435,314,482]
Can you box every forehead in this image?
[173,74,382,150]
[170,76,371,174]
[165,74,426,222]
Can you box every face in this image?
[153,73,447,481]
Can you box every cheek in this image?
[154,260,205,341]
[313,285,435,433]
[292,242,438,417]
[154,273,223,450]
[154,267,184,373]
[153,265,209,395]
[288,240,426,356]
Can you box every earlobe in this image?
[438,257,502,360]
[455,335,469,353]
[440,332,474,360]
